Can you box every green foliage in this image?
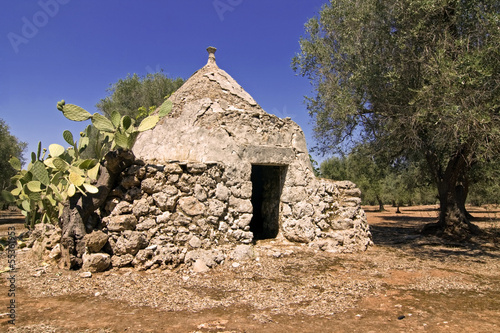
[320,156,349,181]
[137,105,158,121]
[294,0,499,157]
[320,149,436,207]
[57,101,92,121]
[309,154,320,177]
[320,148,388,206]
[96,71,183,121]
[381,163,436,207]
[468,158,500,205]
[0,119,27,209]
[4,143,99,227]
[3,99,171,227]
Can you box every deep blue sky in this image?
[1,0,328,162]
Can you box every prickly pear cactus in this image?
[57,100,169,150]
[4,138,99,228]
[2,99,171,228]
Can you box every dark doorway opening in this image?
[250,164,287,240]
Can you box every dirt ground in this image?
[0,205,499,333]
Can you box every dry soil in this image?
[0,205,499,333]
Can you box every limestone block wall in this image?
[282,178,372,253]
[101,160,255,269]
[92,160,371,270]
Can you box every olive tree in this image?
[293,0,500,238]
[96,71,183,121]
[0,119,26,208]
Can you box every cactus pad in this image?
[61,104,92,122]
[92,113,115,132]
[137,115,159,132]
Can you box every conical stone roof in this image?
[167,46,260,115]
[133,47,311,174]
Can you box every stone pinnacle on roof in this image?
[207,46,217,67]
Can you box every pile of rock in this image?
[29,223,61,262]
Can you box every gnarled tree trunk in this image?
[59,149,135,269]
[423,150,479,239]
[376,195,385,212]
[456,179,474,220]
[432,181,479,239]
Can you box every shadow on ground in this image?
[366,206,500,261]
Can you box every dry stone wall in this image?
[284,179,372,253]
[100,160,250,270]
[97,159,370,270]
[29,159,372,272]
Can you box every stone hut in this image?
[87,47,372,271]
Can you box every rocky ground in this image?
[0,205,499,332]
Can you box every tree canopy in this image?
[0,118,26,206]
[293,0,500,238]
[320,147,436,211]
[96,71,184,121]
